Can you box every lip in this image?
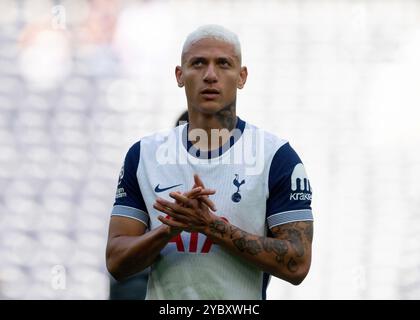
[201,93,220,100]
[200,88,220,100]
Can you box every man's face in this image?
[176,38,247,114]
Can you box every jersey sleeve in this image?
[266,142,313,229]
[111,141,149,227]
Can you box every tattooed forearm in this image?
[262,238,288,264]
[207,220,312,278]
[209,219,229,238]
[286,229,305,257]
[229,224,243,239]
[230,226,263,255]
[287,258,298,273]
[271,221,313,258]
[304,223,313,242]
[233,238,262,255]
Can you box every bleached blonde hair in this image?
[181,24,242,64]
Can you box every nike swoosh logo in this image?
[154,184,183,193]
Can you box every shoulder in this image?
[139,126,182,149]
[120,126,182,157]
[243,121,289,156]
[241,120,306,175]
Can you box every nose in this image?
[203,64,218,83]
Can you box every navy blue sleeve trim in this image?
[266,143,313,225]
[112,141,148,219]
[111,206,149,227]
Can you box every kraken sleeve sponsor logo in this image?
[290,163,312,201]
[290,193,312,200]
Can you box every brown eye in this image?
[192,59,204,67]
[219,60,230,68]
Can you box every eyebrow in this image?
[189,56,206,62]
[188,56,236,63]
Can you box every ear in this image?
[237,66,248,89]
[175,66,184,87]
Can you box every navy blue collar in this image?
[182,117,246,159]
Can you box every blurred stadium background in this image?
[0,0,419,299]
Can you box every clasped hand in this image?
[153,174,217,233]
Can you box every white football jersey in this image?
[111,117,313,300]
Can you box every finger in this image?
[193,174,216,198]
[192,174,202,190]
[195,189,216,196]
[153,203,190,223]
[186,189,216,199]
[194,174,205,188]
[186,188,216,210]
[158,216,193,232]
[167,193,195,208]
[170,192,216,212]
[183,187,203,198]
[156,198,193,215]
[158,215,189,229]
[153,203,176,216]
[173,191,183,205]
[197,196,217,211]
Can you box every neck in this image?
[188,101,237,151]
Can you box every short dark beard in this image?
[215,99,236,131]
